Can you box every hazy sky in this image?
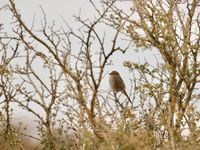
[1,0,158,93]
[1,0,157,78]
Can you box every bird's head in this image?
[109,70,120,76]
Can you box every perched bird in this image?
[109,70,132,104]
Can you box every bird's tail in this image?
[123,90,132,104]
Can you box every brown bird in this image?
[109,70,132,104]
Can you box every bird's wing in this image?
[116,76,126,90]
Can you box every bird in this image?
[109,70,132,104]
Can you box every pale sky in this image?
[1,0,159,95]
